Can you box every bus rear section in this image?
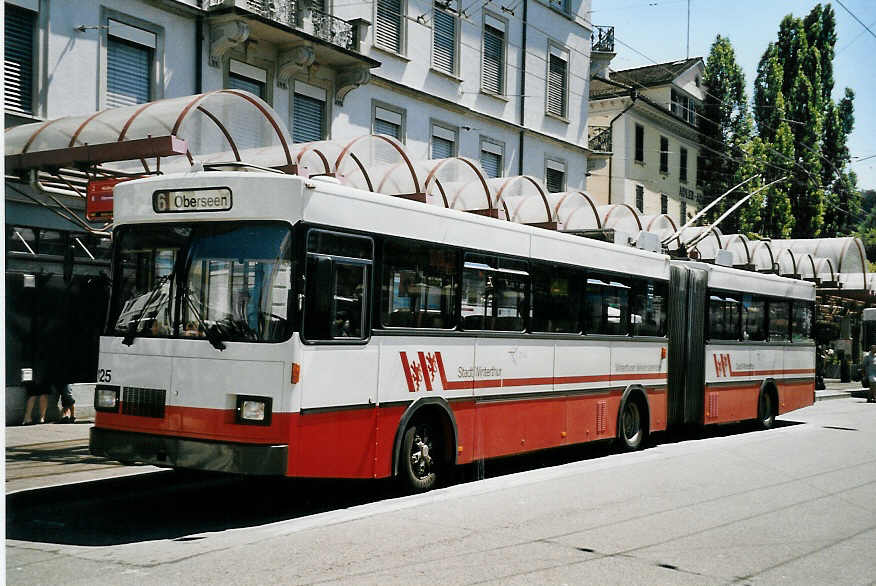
[667,262,816,430]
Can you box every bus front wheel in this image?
[401,421,439,492]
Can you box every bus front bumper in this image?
[90,427,288,476]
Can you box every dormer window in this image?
[695,75,700,88]
[671,88,698,126]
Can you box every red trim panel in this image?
[703,377,815,424]
[778,379,815,414]
[95,386,669,479]
[95,407,291,444]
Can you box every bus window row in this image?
[708,291,813,343]
[302,229,668,342]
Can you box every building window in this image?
[671,88,698,125]
[549,0,570,15]
[545,159,566,192]
[4,4,36,116]
[659,136,669,174]
[635,185,644,213]
[431,122,457,159]
[696,155,704,186]
[373,102,405,140]
[546,45,569,119]
[106,19,158,108]
[292,81,327,143]
[680,146,688,182]
[661,193,668,215]
[680,200,687,224]
[376,0,404,54]
[482,15,506,95]
[634,124,644,163]
[480,138,504,178]
[432,1,457,75]
[228,59,267,99]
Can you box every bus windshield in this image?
[111,222,294,343]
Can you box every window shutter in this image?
[482,24,504,94]
[228,74,264,98]
[376,0,402,52]
[4,5,35,115]
[107,37,152,108]
[293,93,325,143]
[374,118,400,139]
[431,136,454,159]
[545,168,564,192]
[432,7,456,74]
[480,150,501,178]
[547,53,567,117]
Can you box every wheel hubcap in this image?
[623,403,640,442]
[410,427,433,479]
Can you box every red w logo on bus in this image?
[713,353,732,377]
[400,351,441,392]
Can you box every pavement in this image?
[3,379,869,495]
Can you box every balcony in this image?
[206,0,379,102]
[591,25,614,53]
[588,125,612,153]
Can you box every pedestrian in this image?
[21,382,50,425]
[57,384,76,423]
[863,345,876,403]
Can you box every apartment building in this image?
[587,53,704,226]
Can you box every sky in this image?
[590,0,876,194]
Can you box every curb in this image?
[816,391,853,401]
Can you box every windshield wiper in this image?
[180,286,226,351]
[122,273,173,346]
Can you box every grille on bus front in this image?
[121,387,166,418]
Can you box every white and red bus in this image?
[89,170,815,491]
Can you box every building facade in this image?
[586,56,704,226]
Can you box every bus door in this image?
[667,264,707,427]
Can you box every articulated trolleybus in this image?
[90,170,816,491]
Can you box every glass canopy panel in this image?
[719,234,751,266]
[678,226,722,260]
[598,204,642,238]
[776,249,796,276]
[814,257,835,282]
[489,176,549,222]
[296,141,343,177]
[797,253,816,280]
[548,191,601,232]
[641,214,679,250]
[419,158,491,209]
[749,241,775,272]
[336,135,417,194]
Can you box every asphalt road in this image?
[7,397,876,585]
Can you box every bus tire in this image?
[757,388,776,430]
[400,420,440,493]
[619,396,646,451]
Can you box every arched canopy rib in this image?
[489,176,551,223]
[335,134,420,196]
[549,191,601,232]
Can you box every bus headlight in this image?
[236,395,273,425]
[94,385,120,412]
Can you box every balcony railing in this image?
[212,0,357,51]
[588,126,612,153]
[591,25,615,53]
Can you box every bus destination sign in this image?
[153,188,232,213]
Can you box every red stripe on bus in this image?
[729,368,815,377]
[435,352,472,390]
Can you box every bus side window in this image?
[631,279,667,337]
[708,292,740,341]
[461,254,528,332]
[742,294,766,341]
[768,300,791,342]
[531,262,583,334]
[381,238,457,329]
[792,301,813,342]
[303,229,372,342]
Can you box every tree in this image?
[753,43,784,144]
[821,88,859,236]
[699,35,752,232]
[760,115,795,238]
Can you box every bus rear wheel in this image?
[619,399,645,451]
[758,390,776,430]
[401,421,439,493]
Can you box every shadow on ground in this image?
[6,419,803,547]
